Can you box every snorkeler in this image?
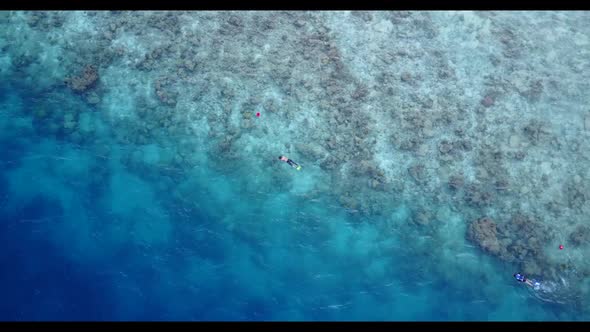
[279,155,301,170]
[514,273,541,290]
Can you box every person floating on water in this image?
[514,272,541,290]
[279,155,301,171]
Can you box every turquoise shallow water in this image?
[0,11,590,320]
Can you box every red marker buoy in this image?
[559,244,564,250]
[256,112,260,117]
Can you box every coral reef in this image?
[65,65,99,92]
[569,225,590,247]
[467,217,501,255]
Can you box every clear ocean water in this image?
[0,11,589,321]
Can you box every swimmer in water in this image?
[278,155,302,171]
[514,272,541,290]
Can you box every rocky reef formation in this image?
[468,213,556,276]
[65,65,99,93]
[467,217,501,255]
